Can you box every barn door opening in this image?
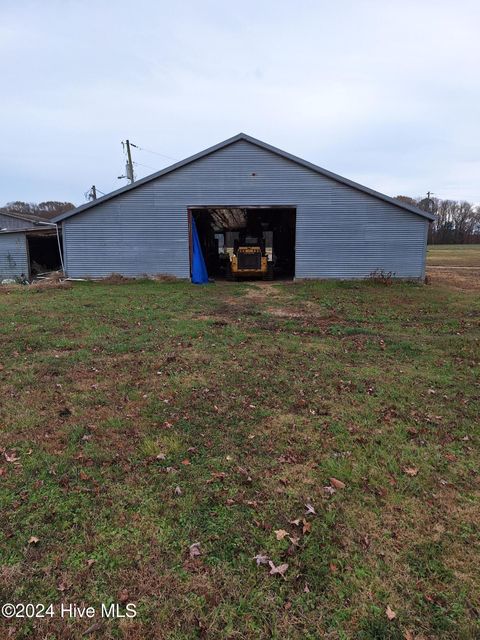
[189,207,296,281]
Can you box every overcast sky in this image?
[1,0,479,206]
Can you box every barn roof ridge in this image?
[53,133,434,222]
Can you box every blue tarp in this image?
[191,218,209,284]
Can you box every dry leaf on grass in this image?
[305,503,316,515]
[253,553,269,565]
[385,605,396,620]
[330,477,346,489]
[269,561,288,577]
[4,452,20,463]
[275,529,289,540]
[189,542,201,559]
[302,519,312,534]
[403,467,418,476]
[28,536,39,545]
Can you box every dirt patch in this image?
[427,267,480,291]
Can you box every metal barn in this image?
[53,133,434,281]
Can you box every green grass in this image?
[0,276,479,639]
[427,243,480,266]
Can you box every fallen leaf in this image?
[28,536,39,545]
[330,477,346,490]
[403,467,418,476]
[4,452,19,463]
[302,519,312,534]
[253,553,269,565]
[174,486,183,496]
[57,579,70,592]
[404,631,414,640]
[305,503,316,515]
[289,518,301,526]
[275,529,289,540]
[118,589,129,603]
[189,542,201,559]
[385,605,396,620]
[82,621,104,636]
[181,459,191,466]
[323,485,336,496]
[288,536,300,546]
[86,559,95,569]
[156,453,166,460]
[0,468,6,476]
[304,583,310,593]
[268,561,289,577]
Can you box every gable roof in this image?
[53,133,435,222]
[0,210,45,224]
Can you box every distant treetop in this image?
[1,201,75,220]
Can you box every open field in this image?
[427,244,480,291]
[0,263,479,639]
[427,244,480,267]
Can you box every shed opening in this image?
[190,207,296,281]
[26,231,62,278]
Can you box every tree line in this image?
[0,201,75,220]
[396,195,480,244]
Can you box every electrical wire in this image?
[133,161,157,171]
[130,142,178,162]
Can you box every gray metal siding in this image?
[0,214,34,231]
[63,140,428,279]
[0,232,29,280]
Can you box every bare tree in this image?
[395,195,480,244]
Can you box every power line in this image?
[130,142,178,162]
[133,161,157,171]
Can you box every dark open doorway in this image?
[26,231,62,277]
[190,207,296,280]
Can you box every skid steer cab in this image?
[224,230,274,281]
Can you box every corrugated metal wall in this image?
[0,232,29,280]
[63,139,428,279]
[0,214,35,231]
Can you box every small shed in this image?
[0,217,62,282]
[53,133,434,281]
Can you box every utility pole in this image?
[118,140,135,184]
[125,139,134,183]
[118,140,135,183]
[86,185,97,201]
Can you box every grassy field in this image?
[427,244,480,267]
[0,255,479,638]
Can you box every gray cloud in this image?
[1,0,479,204]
